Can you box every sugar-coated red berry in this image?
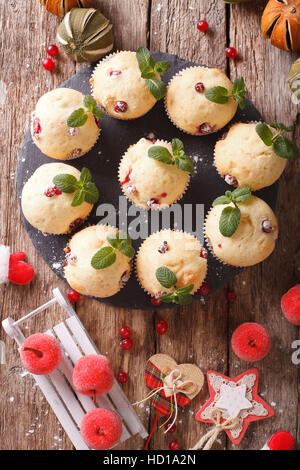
[268,431,295,450]
[114,101,127,113]
[121,338,133,351]
[226,290,236,302]
[42,58,55,71]
[151,296,162,306]
[225,47,237,59]
[117,371,128,384]
[156,320,168,335]
[169,440,181,450]
[72,354,114,397]
[119,325,131,339]
[197,20,209,32]
[165,423,176,433]
[195,82,205,93]
[197,281,210,296]
[231,322,271,362]
[81,408,122,450]
[20,333,61,375]
[281,285,300,325]
[47,44,59,57]
[68,290,80,302]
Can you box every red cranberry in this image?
[44,186,61,197]
[68,127,78,137]
[196,123,215,135]
[121,338,133,351]
[226,47,237,59]
[226,290,236,302]
[114,101,128,113]
[221,131,229,140]
[147,198,160,209]
[69,218,83,232]
[165,423,176,433]
[120,270,130,286]
[198,282,210,296]
[68,290,80,302]
[121,168,132,186]
[261,219,273,233]
[158,241,168,254]
[195,82,205,93]
[42,58,55,71]
[109,70,122,76]
[151,296,162,306]
[199,247,207,259]
[197,20,209,32]
[156,320,168,335]
[32,117,41,138]
[119,325,131,339]
[68,148,82,159]
[47,44,59,57]
[224,174,238,187]
[117,371,128,384]
[169,441,181,450]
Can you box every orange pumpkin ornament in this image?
[39,0,92,18]
[262,0,300,51]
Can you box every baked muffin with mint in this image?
[31,89,102,160]
[205,187,278,267]
[136,229,207,305]
[119,137,193,209]
[165,68,246,135]
[214,122,293,190]
[91,48,170,120]
[21,163,98,234]
[65,225,134,298]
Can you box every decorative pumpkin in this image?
[56,8,114,63]
[39,0,92,18]
[262,0,300,51]
[289,58,300,100]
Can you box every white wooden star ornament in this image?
[215,384,252,418]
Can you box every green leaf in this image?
[141,66,156,79]
[205,86,229,104]
[80,167,92,184]
[231,186,251,203]
[148,146,173,164]
[53,174,78,193]
[232,78,246,110]
[176,284,194,294]
[145,78,167,100]
[154,61,171,76]
[270,122,294,132]
[67,108,88,127]
[212,195,232,206]
[272,136,300,160]
[233,93,246,110]
[136,47,154,72]
[160,293,175,303]
[175,155,195,176]
[83,95,97,112]
[175,293,193,305]
[255,123,273,147]
[119,245,135,258]
[156,266,177,289]
[93,107,105,120]
[219,206,241,237]
[71,189,85,207]
[84,182,99,204]
[171,138,184,156]
[91,247,116,270]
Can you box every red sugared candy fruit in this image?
[197,20,209,32]
[20,333,61,375]
[42,58,55,71]
[156,320,168,335]
[169,440,181,450]
[281,285,300,325]
[165,423,176,433]
[225,47,237,59]
[151,296,162,306]
[81,408,122,450]
[119,325,131,339]
[117,371,128,384]
[231,322,271,362]
[121,338,133,350]
[197,281,210,296]
[68,289,80,302]
[47,44,59,57]
[267,431,295,450]
[72,354,114,398]
[226,290,236,302]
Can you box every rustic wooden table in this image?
[0,0,299,451]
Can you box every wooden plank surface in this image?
[0,0,299,451]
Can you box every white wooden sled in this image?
[2,288,148,449]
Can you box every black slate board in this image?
[17,52,277,310]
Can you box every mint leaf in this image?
[219,206,241,237]
[175,154,194,176]
[119,245,135,258]
[146,78,167,100]
[136,47,155,72]
[205,86,229,104]
[255,123,273,147]
[160,292,175,303]
[231,186,251,203]
[272,136,299,160]
[232,77,246,110]
[67,108,88,127]
[91,247,116,270]
[156,266,177,289]
[270,122,294,132]
[93,107,105,120]
[106,232,135,258]
[80,167,92,184]
[71,189,85,207]
[53,174,78,193]
[175,293,193,305]
[172,138,184,156]
[154,61,171,76]
[83,95,97,112]
[148,146,173,164]
[212,195,232,206]
[141,66,156,79]
[83,182,99,204]
[176,284,194,294]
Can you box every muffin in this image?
[205,195,278,267]
[64,225,132,298]
[215,122,287,190]
[31,88,99,160]
[119,138,190,209]
[136,230,207,297]
[166,67,238,135]
[91,51,157,119]
[21,163,93,234]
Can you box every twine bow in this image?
[190,408,239,450]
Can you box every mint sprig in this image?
[212,186,251,237]
[91,231,135,270]
[155,266,194,305]
[136,47,170,100]
[255,122,299,160]
[205,77,246,110]
[53,167,99,207]
[148,138,194,176]
[67,95,105,127]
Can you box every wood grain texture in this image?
[0,0,299,451]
